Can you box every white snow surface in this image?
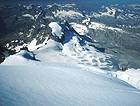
[113,69,140,90]
[2,50,38,65]
[28,39,38,51]
[38,39,63,51]
[1,64,140,106]
[49,22,63,39]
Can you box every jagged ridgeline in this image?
[0,3,140,69]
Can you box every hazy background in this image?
[1,0,140,5]
[1,0,140,12]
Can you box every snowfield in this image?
[1,57,140,106]
[1,53,140,106]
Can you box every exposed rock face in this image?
[0,45,15,63]
[0,16,7,37]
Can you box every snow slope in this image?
[113,69,140,90]
[1,62,140,106]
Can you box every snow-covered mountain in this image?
[92,5,140,33]
[0,2,140,106]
